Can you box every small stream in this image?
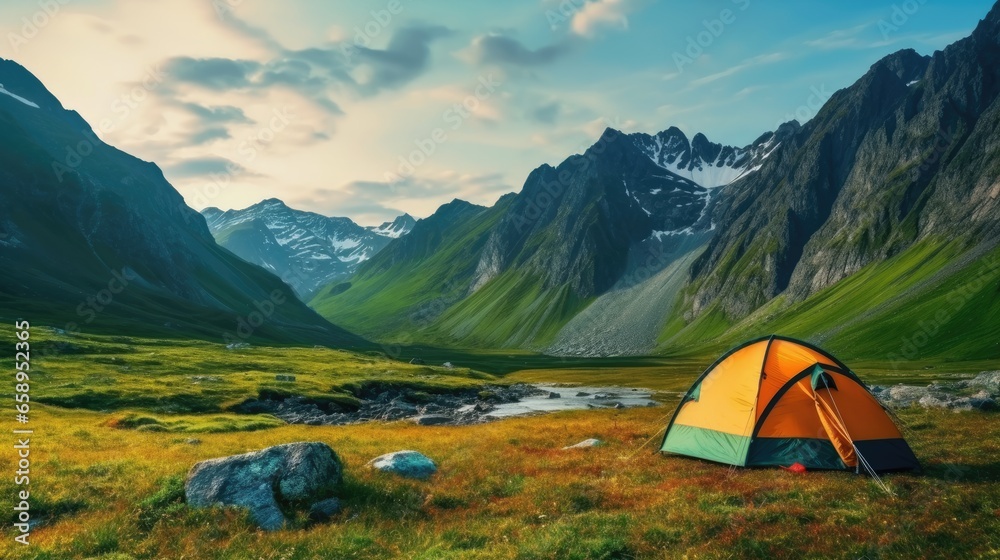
[236,383,661,426]
[484,385,659,418]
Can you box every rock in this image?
[275,374,296,382]
[420,403,448,414]
[965,371,1000,393]
[409,358,426,365]
[443,362,455,369]
[308,498,342,522]
[612,402,625,409]
[474,401,493,413]
[410,414,452,426]
[369,450,437,479]
[226,342,251,350]
[563,438,602,449]
[185,438,201,445]
[546,391,561,399]
[576,391,591,397]
[185,442,343,531]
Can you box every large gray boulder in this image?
[368,450,437,479]
[185,442,342,530]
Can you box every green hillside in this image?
[661,240,1000,364]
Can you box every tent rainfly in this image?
[660,335,919,473]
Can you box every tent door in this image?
[813,389,857,468]
[794,370,857,468]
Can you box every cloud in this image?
[570,0,638,38]
[162,101,255,147]
[467,33,571,66]
[531,101,561,123]
[304,171,512,224]
[805,23,873,50]
[189,127,231,145]
[165,156,254,178]
[161,23,450,105]
[733,85,765,99]
[690,52,788,87]
[355,25,452,95]
[163,57,261,90]
[181,102,254,124]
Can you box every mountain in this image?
[201,200,409,297]
[628,126,784,189]
[311,198,508,339]
[368,213,416,238]
[665,5,1000,361]
[0,58,371,349]
[311,126,791,349]
[312,2,1000,362]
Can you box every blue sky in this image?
[0,0,995,224]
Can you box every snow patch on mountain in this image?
[0,85,39,108]
[202,199,412,296]
[630,126,787,189]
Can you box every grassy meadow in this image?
[0,326,998,559]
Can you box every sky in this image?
[0,0,995,225]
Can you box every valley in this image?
[0,325,997,558]
[0,1,998,558]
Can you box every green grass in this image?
[745,240,1000,363]
[107,412,286,433]
[426,271,592,349]
[310,201,508,341]
[656,239,1000,367]
[1,324,498,416]
[0,325,997,558]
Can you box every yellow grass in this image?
[1,400,998,559]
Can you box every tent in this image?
[660,335,919,472]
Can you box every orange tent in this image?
[660,335,919,472]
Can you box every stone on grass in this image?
[369,450,437,479]
[275,374,296,382]
[308,498,342,522]
[410,414,452,426]
[185,441,342,531]
[563,438,602,450]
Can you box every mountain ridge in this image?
[0,57,371,349]
[310,7,1000,361]
[202,199,414,297]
